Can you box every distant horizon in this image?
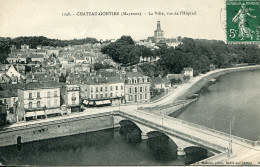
[0,0,226,41]
[0,35,225,42]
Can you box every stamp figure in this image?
[226,0,260,43]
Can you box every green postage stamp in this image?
[226,0,260,43]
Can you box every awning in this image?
[25,112,36,117]
[103,100,111,105]
[36,111,45,116]
[88,101,94,105]
[83,100,89,105]
[95,101,103,105]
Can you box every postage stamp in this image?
[226,0,260,43]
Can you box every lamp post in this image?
[228,113,234,156]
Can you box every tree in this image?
[59,73,66,83]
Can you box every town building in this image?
[124,69,150,103]
[150,77,171,92]
[17,82,64,121]
[82,75,125,107]
[0,102,7,126]
[183,67,194,77]
[61,84,81,113]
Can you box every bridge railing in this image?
[115,109,256,147]
[140,99,196,111]
[115,110,228,152]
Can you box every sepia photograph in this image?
[0,0,260,166]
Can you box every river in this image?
[0,128,189,166]
[175,70,260,141]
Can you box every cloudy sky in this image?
[0,0,225,41]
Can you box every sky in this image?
[0,0,226,41]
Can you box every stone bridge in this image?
[112,109,260,163]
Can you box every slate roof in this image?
[23,82,64,90]
[125,72,145,78]
[0,89,18,98]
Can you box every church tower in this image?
[154,21,164,43]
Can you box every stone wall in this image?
[0,112,114,147]
[177,65,260,100]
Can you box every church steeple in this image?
[154,21,164,43]
[157,21,161,31]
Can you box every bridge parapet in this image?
[121,109,256,147]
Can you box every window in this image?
[143,78,145,83]
[91,94,93,99]
[29,93,32,99]
[134,80,137,83]
[37,92,40,98]
[4,99,6,104]
[105,87,107,91]
[140,87,142,92]
[100,94,103,98]
[110,93,113,97]
[140,94,142,100]
[96,94,98,99]
[54,99,58,106]
[145,86,147,92]
[129,95,132,101]
[96,87,98,92]
[105,93,108,98]
[137,79,140,83]
[47,91,50,98]
[129,88,132,93]
[121,85,123,90]
[135,87,137,93]
[72,99,75,105]
[54,91,57,97]
[132,79,134,83]
[116,86,118,90]
[37,101,41,108]
[100,87,103,92]
[110,86,113,91]
[91,87,93,93]
[29,102,32,109]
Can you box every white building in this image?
[17,82,64,121]
[183,67,194,77]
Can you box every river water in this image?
[0,128,188,166]
[176,70,260,141]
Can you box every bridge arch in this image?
[119,120,142,143]
[146,131,178,159]
[183,146,208,165]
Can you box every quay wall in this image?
[177,65,260,100]
[140,99,197,116]
[0,112,114,147]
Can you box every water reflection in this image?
[0,128,189,166]
[176,70,260,141]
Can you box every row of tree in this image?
[0,36,98,63]
[101,36,260,77]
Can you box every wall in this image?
[178,65,260,100]
[0,112,114,147]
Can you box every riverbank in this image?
[172,65,260,100]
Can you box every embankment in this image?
[176,65,260,100]
[0,112,114,147]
